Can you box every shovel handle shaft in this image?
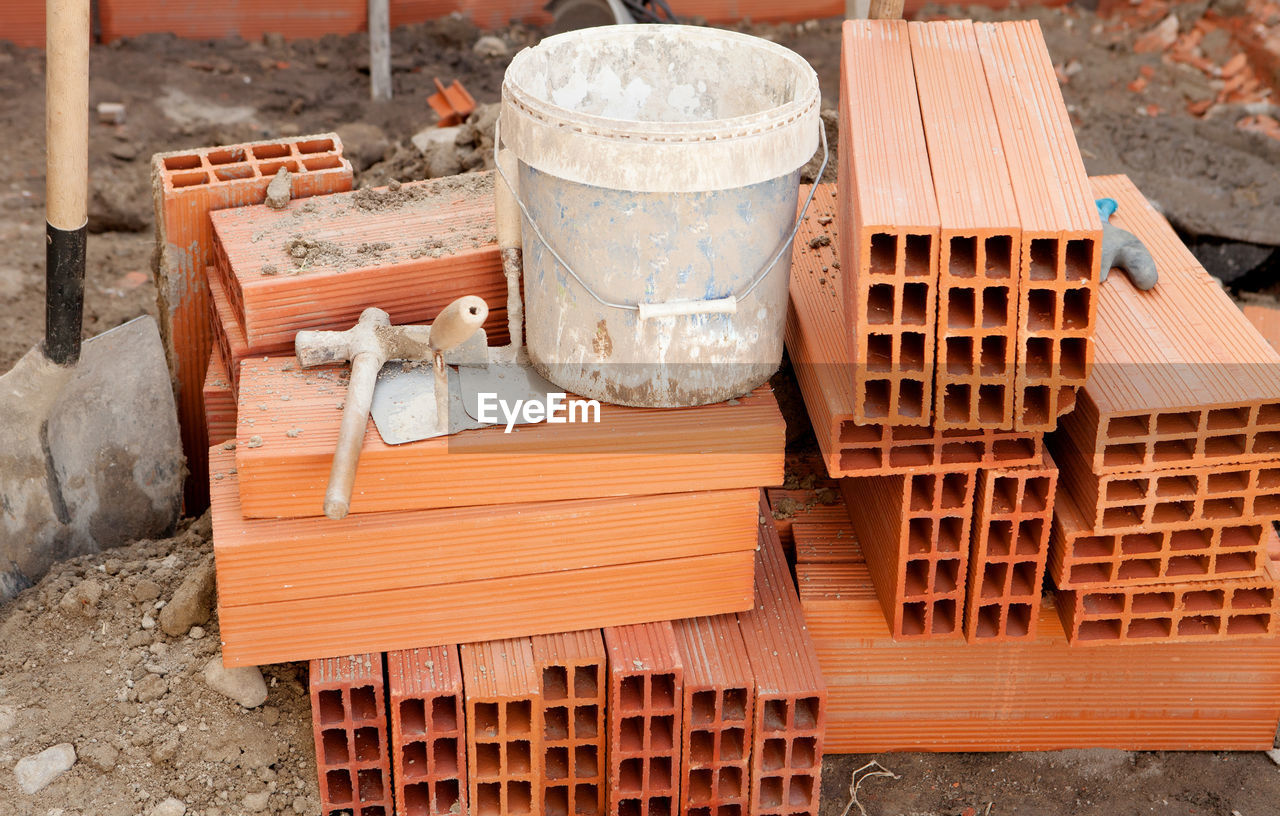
[323,351,381,520]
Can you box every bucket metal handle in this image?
[493,117,829,320]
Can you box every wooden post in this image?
[869,0,905,18]
[369,0,391,101]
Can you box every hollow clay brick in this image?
[736,502,826,816]
[231,357,783,519]
[787,184,1044,477]
[101,1,366,43]
[1056,176,1280,474]
[838,20,940,426]
[602,621,684,816]
[459,638,542,816]
[976,21,1102,431]
[209,172,508,352]
[840,470,975,639]
[671,615,755,816]
[964,454,1058,642]
[765,487,845,552]
[529,631,607,816]
[202,352,236,446]
[910,20,1022,430]
[151,134,352,512]
[792,518,864,565]
[205,268,248,397]
[309,653,393,816]
[387,646,467,816]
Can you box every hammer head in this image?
[294,307,392,368]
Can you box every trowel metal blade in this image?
[458,363,561,424]
[369,363,487,445]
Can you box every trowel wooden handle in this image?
[429,296,489,353]
[495,148,521,250]
[323,350,382,520]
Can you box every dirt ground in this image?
[2,4,1280,815]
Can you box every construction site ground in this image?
[0,4,1278,814]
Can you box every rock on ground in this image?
[203,658,268,708]
[148,797,186,816]
[14,743,76,794]
[158,555,215,636]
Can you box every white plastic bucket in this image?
[500,24,822,407]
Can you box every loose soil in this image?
[2,5,1279,815]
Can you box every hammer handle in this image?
[323,350,381,519]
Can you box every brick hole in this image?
[937,517,964,554]
[1185,589,1226,611]
[544,666,569,701]
[980,336,1007,377]
[863,380,890,418]
[1155,473,1197,499]
[715,766,744,798]
[398,699,426,736]
[1153,438,1195,464]
[619,716,644,752]
[163,154,201,171]
[507,740,532,774]
[1025,337,1052,379]
[898,379,925,419]
[690,729,714,764]
[901,602,927,636]
[1064,238,1094,281]
[1027,289,1056,331]
[796,697,820,729]
[866,284,895,325]
[1132,592,1176,614]
[1202,497,1244,520]
[1127,618,1172,639]
[353,726,380,762]
[508,781,533,815]
[945,337,974,376]
[994,437,1036,461]
[651,716,675,751]
[506,701,532,735]
[545,785,570,816]
[1169,528,1210,552]
[1074,534,1115,559]
[688,768,714,803]
[433,737,459,775]
[357,769,384,802]
[1101,506,1142,530]
[1206,407,1249,431]
[650,755,673,788]
[900,426,937,440]
[476,742,501,776]
[943,383,972,424]
[761,738,787,771]
[1209,470,1251,493]
[618,799,642,816]
[975,604,1002,638]
[1166,555,1211,578]
[1205,434,1247,458]
[866,334,893,372]
[1068,562,1114,585]
[1084,593,1126,615]
[721,727,746,761]
[1221,525,1263,549]
[1020,386,1050,429]
[1105,478,1147,502]
[650,674,676,709]
[1009,562,1037,596]
[573,665,599,699]
[991,476,1018,513]
[787,775,815,807]
[691,690,716,725]
[1006,603,1032,637]
[901,282,929,325]
[1215,550,1259,575]
[940,472,968,509]
[476,782,502,816]
[304,154,344,171]
[757,776,785,808]
[649,796,673,816]
[1078,619,1122,641]
[904,233,931,275]
[885,446,930,470]
[1022,478,1050,513]
[933,559,960,593]
[251,142,290,160]
[619,758,644,792]
[575,743,598,777]
[977,385,1005,425]
[544,706,569,740]
[546,746,569,780]
[841,423,883,444]
[318,689,345,724]
[984,235,1013,278]
[1260,403,1280,426]
[1016,519,1044,556]
[575,785,599,815]
[722,688,748,722]
[1151,501,1195,524]
[981,287,1009,328]
[619,675,644,711]
[907,518,933,555]
[350,686,377,721]
[1028,238,1058,281]
[1255,494,1280,515]
[900,332,927,372]
[1117,558,1161,581]
[1107,414,1151,438]
[1254,431,1280,454]
[1177,615,1221,637]
[403,782,430,816]
[947,287,976,328]
[1155,411,1198,436]
[171,170,210,188]
[840,449,883,471]
[868,233,897,275]
[1059,337,1087,380]
[1061,288,1090,329]
[361,804,387,816]
[432,696,458,731]
[949,236,977,278]
[909,475,936,511]
[940,441,982,464]
[298,137,336,154]
[214,164,254,181]
[988,521,1013,557]
[1228,614,1272,635]
[931,599,958,634]
[401,742,428,780]
[321,729,349,764]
